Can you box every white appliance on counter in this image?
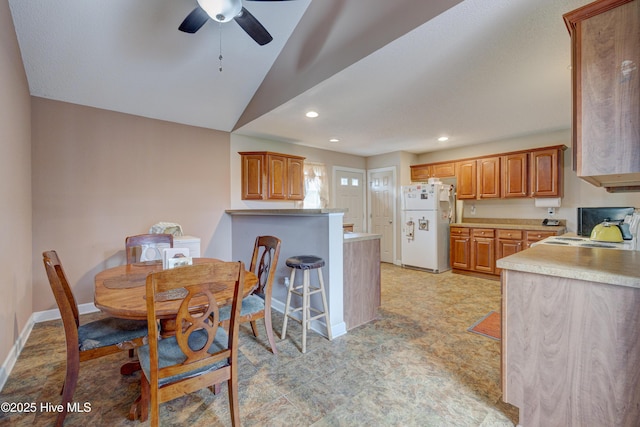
[401,181,453,272]
[138,235,201,261]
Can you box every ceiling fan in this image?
[179,0,291,46]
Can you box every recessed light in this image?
[438,136,449,142]
[329,138,339,143]
[305,111,319,118]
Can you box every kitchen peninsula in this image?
[226,209,382,339]
[497,245,640,426]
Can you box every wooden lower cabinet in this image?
[495,229,524,275]
[471,229,495,274]
[450,227,471,270]
[451,226,563,277]
[524,230,557,248]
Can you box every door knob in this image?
[389,220,393,224]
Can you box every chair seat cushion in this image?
[218,294,265,321]
[78,317,148,351]
[137,328,229,386]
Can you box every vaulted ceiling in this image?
[9,0,592,156]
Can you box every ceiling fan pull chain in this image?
[218,22,223,72]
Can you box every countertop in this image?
[450,218,566,232]
[226,209,347,216]
[343,232,382,242]
[497,244,640,288]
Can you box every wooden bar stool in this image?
[281,255,332,353]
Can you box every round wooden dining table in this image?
[94,257,258,321]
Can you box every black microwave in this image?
[577,207,635,237]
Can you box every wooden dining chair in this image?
[136,261,245,426]
[219,236,281,354]
[43,250,148,427]
[125,233,174,264]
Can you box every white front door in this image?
[334,168,366,232]
[368,168,396,263]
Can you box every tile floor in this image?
[0,264,518,426]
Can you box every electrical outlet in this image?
[470,204,476,216]
[283,277,290,287]
[548,208,555,216]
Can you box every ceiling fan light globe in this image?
[197,0,242,23]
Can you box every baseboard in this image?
[32,302,99,323]
[0,303,98,391]
[0,311,36,391]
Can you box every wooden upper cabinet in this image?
[456,160,477,199]
[239,151,306,201]
[477,157,501,198]
[410,145,565,200]
[287,156,305,200]
[431,162,456,178]
[241,153,265,200]
[410,161,455,182]
[530,147,563,197]
[564,0,640,191]
[267,154,287,200]
[410,164,431,182]
[502,152,528,198]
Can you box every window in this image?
[302,162,328,208]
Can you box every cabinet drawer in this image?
[496,229,523,240]
[525,230,557,241]
[450,227,470,237]
[472,228,495,238]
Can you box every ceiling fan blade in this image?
[234,7,273,46]
[179,7,210,33]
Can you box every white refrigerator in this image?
[401,182,453,272]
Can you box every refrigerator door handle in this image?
[405,220,415,240]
